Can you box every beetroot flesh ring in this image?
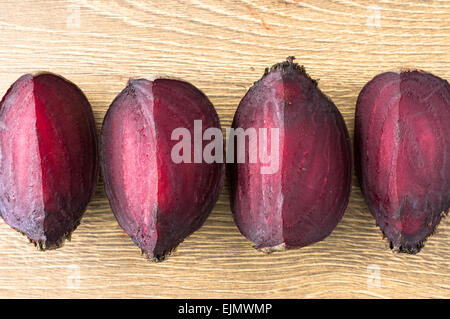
[355,70,450,253]
[0,73,98,249]
[101,78,225,261]
[228,57,352,251]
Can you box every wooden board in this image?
[0,0,448,299]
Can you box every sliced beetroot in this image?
[228,57,352,251]
[355,70,450,253]
[0,73,98,249]
[101,78,224,261]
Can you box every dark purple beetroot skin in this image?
[355,70,450,254]
[0,73,98,249]
[101,78,224,261]
[229,57,352,251]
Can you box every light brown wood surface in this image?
[0,0,449,299]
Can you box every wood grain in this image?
[0,0,449,299]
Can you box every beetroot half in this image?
[0,73,98,249]
[101,78,225,261]
[228,57,352,251]
[355,70,450,253]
